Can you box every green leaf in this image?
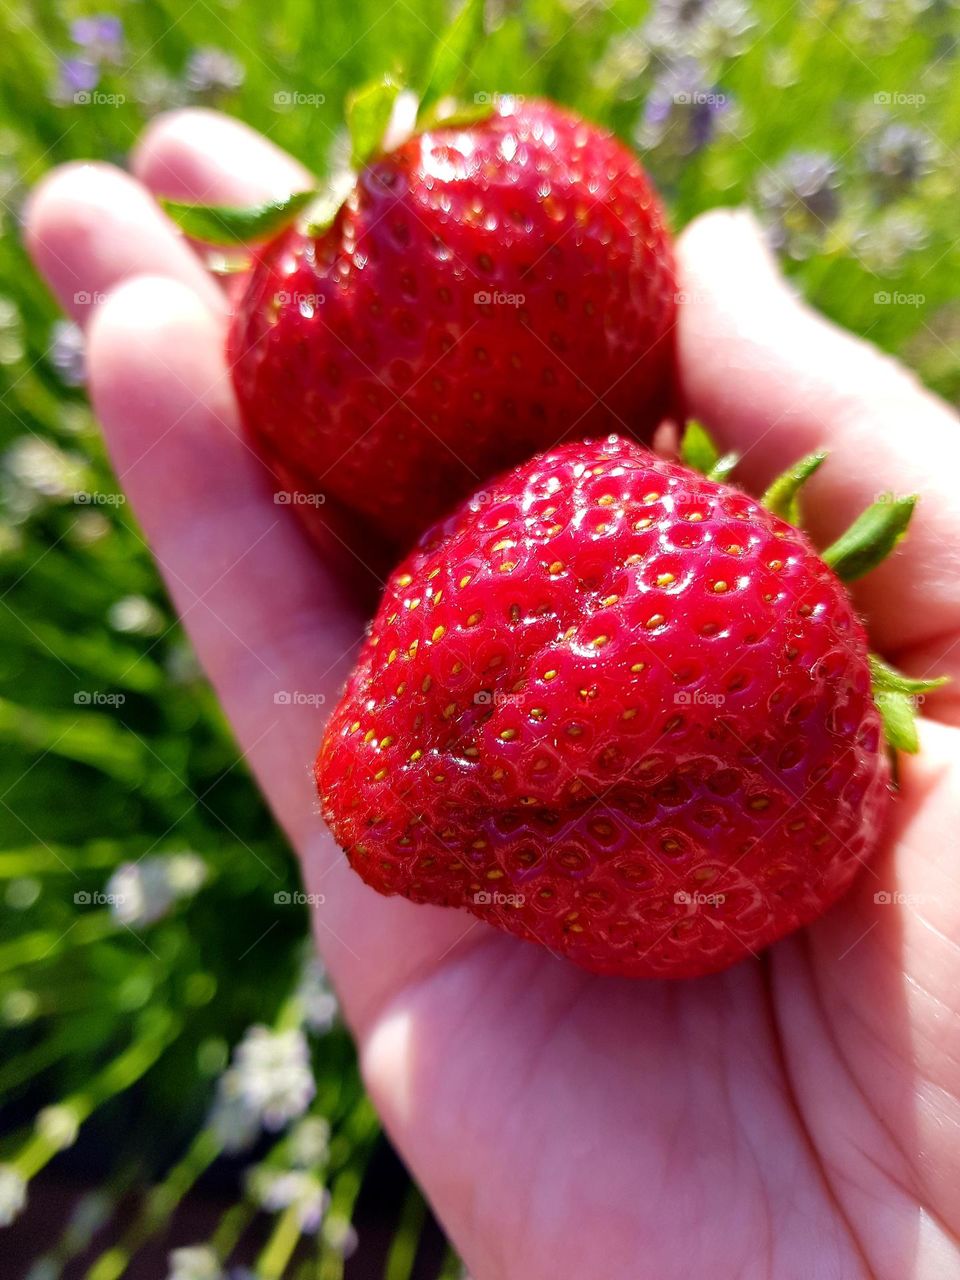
[680,420,719,474]
[346,76,402,168]
[761,451,827,524]
[875,688,921,753]
[822,494,917,581]
[869,653,948,697]
[418,0,485,117]
[418,100,496,130]
[869,653,946,754]
[160,189,317,246]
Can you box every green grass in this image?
[0,0,957,1273]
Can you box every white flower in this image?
[107,854,207,928]
[108,594,166,636]
[247,1168,328,1232]
[209,1026,315,1151]
[166,1245,222,1280]
[36,1104,80,1150]
[234,1027,315,1130]
[0,1164,27,1226]
[166,854,208,897]
[323,1216,359,1259]
[208,1081,260,1155]
[288,1116,331,1168]
[297,958,339,1035]
[3,436,87,517]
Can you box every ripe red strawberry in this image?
[229,99,676,548]
[316,434,908,979]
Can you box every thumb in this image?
[675,208,960,679]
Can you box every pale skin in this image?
[26,109,960,1279]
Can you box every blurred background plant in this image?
[0,0,957,1274]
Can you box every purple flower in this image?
[643,0,755,61]
[864,123,935,195]
[757,151,841,258]
[638,59,730,157]
[70,15,124,64]
[56,57,100,103]
[184,48,245,96]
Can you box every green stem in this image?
[210,1200,258,1263]
[85,1128,222,1280]
[318,1098,380,1280]
[13,1009,179,1180]
[384,1183,428,1280]
[0,912,118,974]
[0,1028,77,1093]
[258,1202,305,1279]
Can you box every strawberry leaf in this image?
[869,654,947,754]
[679,420,719,475]
[160,189,317,246]
[346,76,402,168]
[822,494,917,581]
[418,99,496,130]
[680,421,738,484]
[761,451,827,525]
[418,0,485,118]
[875,688,921,753]
[868,653,948,697]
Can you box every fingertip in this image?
[25,161,224,322]
[87,274,235,479]
[133,107,312,204]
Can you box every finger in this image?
[675,209,960,680]
[24,162,223,324]
[133,107,313,205]
[85,274,483,1028]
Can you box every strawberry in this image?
[226,99,676,548]
[316,431,935,979]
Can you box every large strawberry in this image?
[220,98,676,548]
[316,430,938,979]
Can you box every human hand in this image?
[27,109,960,1279]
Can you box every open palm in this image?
[27,111,960,1279]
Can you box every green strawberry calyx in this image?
[680,420,946,756]
[161,0,491,248]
